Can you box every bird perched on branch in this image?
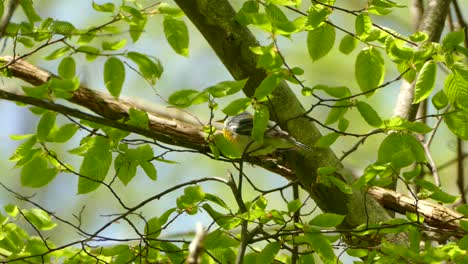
[222,112,312,156]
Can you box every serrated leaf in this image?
[339,34,358,54]
[444,110,468,140]
[158,3,184,17]
[76,45,100,61]
[355,47,385,93]
[104,57,125,98]
[222,98,252,115]
[127,52,163,85]
[21,155,58,188]
[163,16,189,56]
[355,13,372,39]
[78,136,112,194]
[313,84,351,98]
[413,60,437,104]
[442,30,465,50]
[37,111,56,142]
[307,23,335,61]
[356,101,383,127]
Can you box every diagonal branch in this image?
[0,57,465,234]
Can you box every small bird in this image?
[223,112,312,156]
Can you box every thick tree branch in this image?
[173,0,390,228]
[0,58,465,234]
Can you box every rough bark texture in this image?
[173,0,391,228]
[0,56,465,234]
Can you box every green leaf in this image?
[347,248,368,257]
[339,35,358,54]
[254,72,282,100]
[413,60,437,104]
[22,83,49,99]
[378,133,426,168]
[265,3,295,34]
[158,3,184,17]
[250,44,283,70]
[459,235,468,250]
[222,98,252,115]
[444,110,468,140]
[140,161,157,180]
[384,116,433,134]
[287,199,302,213]
[431,90,448,110]
[127,52,163,85]
[213,134,243,159]
[309,213,345,227]
[115,154,138,185]
[329,176,353,194]
[19,0,41,24]
[444,67,468,110]
[78,136,112,194]
[102,39,127,50]
[37,111,56,142]
[23,209,57,230]
[409,31,428,42]
[306,4,331,29]
[355,13,372,39]
[21,155,58,188]
[295,232,336,263]
[456,204,468,216]
[145,208,176,239]
[163,16,189,56]
[204,230,239,249]
[325,101,349,125]
[206,79,247,98]
[48,123,78,143]
[44,46,70,60]
[48,77,80,98]
[252,105,269,143]
[128,12,147,42]
[168,89,208,108]
[202,204,242,230]
[126,108,149,129]
[307,23,335,61]
[258,242,281,263]
[355,47,385,93]
[442,30,465,50]
[315,132,339,148]
[58,57,76,79]
[313,84,351,98]
[92,1,115,12]
[356,101,383,127]
[104,57,125,98]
